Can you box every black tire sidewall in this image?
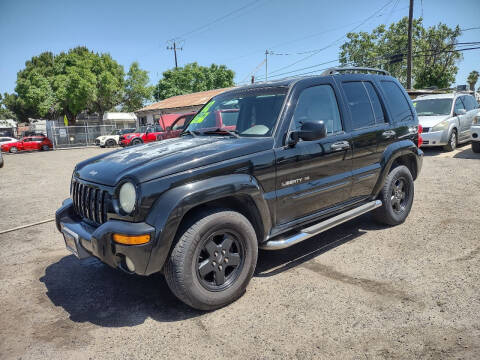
[169,211,257,309]
[472,142,480,153]
[106,139,116,147]
[382,166,414,224]
[444,130,457,151]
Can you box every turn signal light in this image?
[113,233,150,245]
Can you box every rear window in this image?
[380,81,413,122]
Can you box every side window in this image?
[380,81,413,122]
[342,82,375,129]
[463,96,476,111]
[364,82,386,123]
[292,84,342,135]
[172,117,186,130]
[454,97,465,112]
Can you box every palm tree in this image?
[467,70,479,91]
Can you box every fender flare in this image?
[144,174,271,275]
[371,139,423,197]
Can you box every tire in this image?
[472,142,480,153]
[9,147,18,153]
[131,138,143,146]
[106,139,116,147]
[443,129,457,152]
[373,165,414,226]
[164,209,258,311]
[41,145,49,151]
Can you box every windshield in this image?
[413,98,452,116]
[184,88,287,137]
[109,130,120,135]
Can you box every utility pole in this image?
[265,50,269,82]
[406,0,414,89]
[167,40,183,69]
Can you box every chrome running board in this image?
[260,200,382,250]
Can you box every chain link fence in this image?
[48,123,121,149]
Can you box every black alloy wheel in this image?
[390,177,409,214]
[195,230,244,291]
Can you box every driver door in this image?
[454,97,470,142]
[274,81,353,225]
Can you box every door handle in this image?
[382,130,396,138]
[331,141,350,151]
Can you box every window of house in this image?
[291,84,342,135]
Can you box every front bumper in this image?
[471,125,480,142]
[95,139,106,146]
[55,199,156,275]
[421,130,449,147]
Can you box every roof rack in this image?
[320,67,390,76]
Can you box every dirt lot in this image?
[0,145,479,360]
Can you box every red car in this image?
[1,135,53,153]
[119,113,196,147]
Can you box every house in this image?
[135,88,232,125]
[102,112,137,128]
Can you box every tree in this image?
[11,47,126,124]
[122,62,154,112]
[339,17,462,89]
[0,94,17,120]
[467,70,479,91]
[154,62,235,101]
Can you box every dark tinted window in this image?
[364,82,386,123]
[380,81,413,122]
[292,85,342,135]
[342,82,375,129]
[463,95,477,111]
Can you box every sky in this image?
[0,0,479,98]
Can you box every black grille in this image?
[119,136,125,141]
[71,180,108,225]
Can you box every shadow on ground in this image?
[40,214,385,326]
[422,143,470,157]
[453,146,480,159]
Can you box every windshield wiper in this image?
[181,130,199,137]
[201,128,240,138]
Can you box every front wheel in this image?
[164,209,258,310]
[131,138,143,146]
[41,145,50,151]
[106,139,116,147]
[9,147,18,153]
[472,142,480,153]
[443,130,457,152]
[373,165,414,226]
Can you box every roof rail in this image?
[321,67,390,76]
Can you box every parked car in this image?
[95,128,136,148]
[1,135,53,153]
[56,67,423,310]
[470,113,480,153]
[0,136,18,146]
[413,93,479,151]
[120,113,196,146]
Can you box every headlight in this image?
[473,115,480,125]
[119,182,136,214]
[432,120,450,132]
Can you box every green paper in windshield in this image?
[413,102,417,107]
[191,101,215,124]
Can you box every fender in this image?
[143,174,271,275]
[371,139,423,197]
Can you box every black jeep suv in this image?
[56,67,423,310]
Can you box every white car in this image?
[95,128,135,147]
[0,136,18,146]
[413,93,479,151]
[470,117,480,153]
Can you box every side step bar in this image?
[260,200,382,250]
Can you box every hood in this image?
[75,136,273,186]
[418,115,451,127]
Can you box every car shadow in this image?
[422,142,470,157]
[39,256,204,327]
[453,146,480,159]
[40,213,385,326]
[255,213,386,277]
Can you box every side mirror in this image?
[455,108,467,116]
[292,121,327,143]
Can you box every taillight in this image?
[417,124,423,148]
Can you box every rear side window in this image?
[342,82,376,129]
[380,81,413,122]
[463,95,477,111]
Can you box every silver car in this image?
[413,93,479,151]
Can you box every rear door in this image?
[274,79,353,225]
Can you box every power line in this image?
[268,0,397,76]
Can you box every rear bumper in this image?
[55,199,156,275]
[471,125,480,142]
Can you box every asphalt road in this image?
[0,144,479,359]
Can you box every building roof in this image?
[136,88,233,113]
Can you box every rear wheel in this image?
[164,209,258,310]
[41,145,50,151]
[443,130,457,152]
[373,165,414,226]
[472,142,480,153]
[9,147,18,153]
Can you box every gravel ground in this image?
[0,145,479,360]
